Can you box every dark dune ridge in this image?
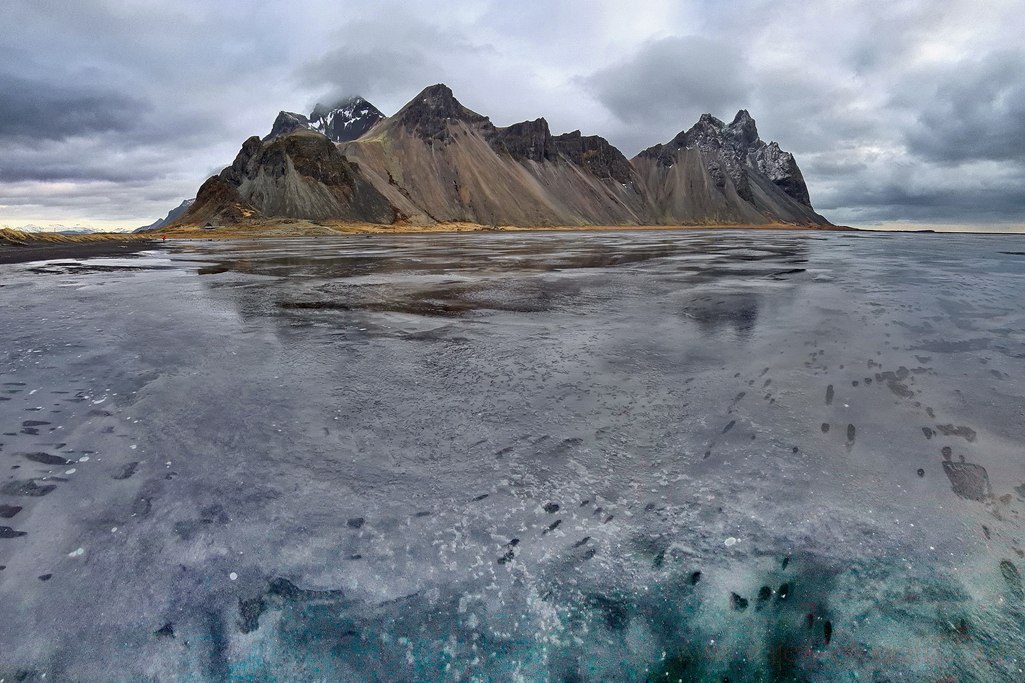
[0,235,157,265]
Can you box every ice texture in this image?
[1,231,1025,680]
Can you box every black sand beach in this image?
[0,237,157,265]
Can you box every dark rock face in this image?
[637,109,814,208]
[753,142,811,206]
[265,99,384,143]
[309,97,384,142]
[220,136,264,186]
[487,118,637,188]
[257,135,356,187]
[551,131,636,185]
[395,84,491,142]
[725,109,760,149]
[489,118,553,163]
[488,116,637,184]
[182,128,398,226]
[186,175,257,225]
[265,111,313,142]
[224,132,395,222]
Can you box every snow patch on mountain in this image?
[266,97,384,143]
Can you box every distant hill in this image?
[172,84,830,229]
[8,224,98,235]
[135,198,195,233]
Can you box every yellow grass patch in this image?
[0,228,150,245]
[162,219,850,240]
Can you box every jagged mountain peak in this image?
[265,97,384,143]
[265,111,312,141]
[489,117,553,163]
[309,96,380,122]
[697,113,726,128]
[686,113,734,144]
[633,107,815,212]
[309,97,372,122]
[662,110,761,150]
[488,121,633,183]
[510,116,550,132]
[309,97,384,142]
[395,84,490,141]
[551,130,635,186]
[410,83,460,109]
[180,85,829,231]
[636,109,765,161]
[725,109,759,148]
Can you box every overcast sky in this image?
[1,0,1023,230]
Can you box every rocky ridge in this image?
[175,84,830,229]
[266,97,384,143]
[135,198,196,233]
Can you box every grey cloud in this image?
[813,159,1025,223]
[0,164,140,184]
[0,72,150,141]
[301,47,444,109]
[586,36,751,133]
[902,50,1025,163]
[295,13,497,116]
[749,67,882,155]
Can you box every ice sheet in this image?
[1,230,1024,680]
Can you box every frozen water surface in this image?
[1,231,1025,681]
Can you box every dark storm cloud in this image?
[0,72,149,141]
[809,151,1025,224]
[586,36,750,129]
[581,35,761,154]
[0,163,139,184]
[297,16,481,107]
[901,50,1025,163]
[294,12,510,120]
[820,182,1025,224]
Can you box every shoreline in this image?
[1,223,851,266]
[161,220,855,239]
[4,221,995,264]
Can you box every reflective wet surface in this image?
[1,230,1025,681]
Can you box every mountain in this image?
[172,84,831,229]
[632,110,823,225]
[310,98,385,142]
[182,131,396,226]
[135,198,196,232]
[265,97,385,143]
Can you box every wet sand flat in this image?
[1,230,1024,681]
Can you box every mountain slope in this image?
[183,131,396,226]
[174,83,831,229]
[632,111,826,225]
[135,198,195,232]
[337,85,646,226]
